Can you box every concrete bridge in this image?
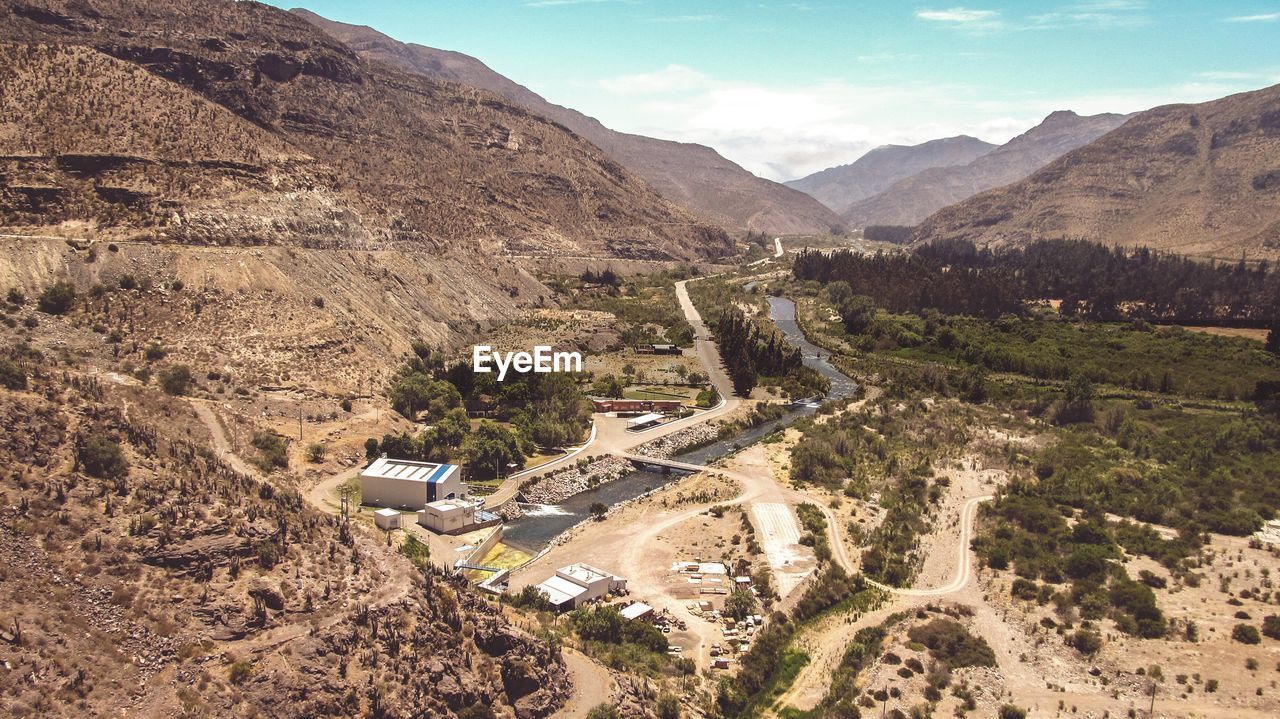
[618,453,707,473]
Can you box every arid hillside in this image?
[912,84,1280,258]
[844,110,1130,228]
[295,9,846,236]
[0,0,732,261]
[785,135,996,214]
[0,348,568,718]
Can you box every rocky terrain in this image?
[0,346,568,718]
[786,136,995,215]
[0,0,731,261]
[295,9,845,237]
[843,110,1130,228]
[912,84,1280,258]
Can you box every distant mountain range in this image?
[295,9,845,237]
[912,84,1280,258]
[839,110,1132,228]
[785,136,996,215]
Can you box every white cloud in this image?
[915,7,1001,23]
[575,64,1272,181]
[598,64,710,94]
[1225,12,1280,23]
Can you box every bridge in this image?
[619,453,707,473]
[453,560,504,573]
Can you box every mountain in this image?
[911,85,1280,258]
[843,111,1131,228]
[784,136,996,214]
[0,0,731,262]
[293,8,845,236]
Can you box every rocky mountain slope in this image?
[912,84,1280,258]
[294,8,845,236]
[0,0,731,261]
[844,110,1131,227]
[785,135,996,214]
[0,350,568,718]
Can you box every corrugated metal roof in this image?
[537,576,587,607]
[362,457,457,483]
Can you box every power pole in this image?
[1148,681,1157,718]
[298,405,304,442]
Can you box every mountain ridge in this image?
[785,135,997,214]
[843,110,1132,228]
[292,8,846,236]
[911,84,1280,258]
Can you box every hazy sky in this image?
[273,1,1280,181]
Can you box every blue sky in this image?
[273,1,1280,181]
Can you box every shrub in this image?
[159,364,192,396]
[0,357,27,390]
[37,281,76,315]
[118,274,138,291]
[228,659,253,684]
[144,344,167,362]
[586,707,618,719]
[6,288,24,305]
[1068,629,1103,655]
[78,434,129,480]
[907,619,996,669]
[1263,615,1280,640]
[306,443,326,463]
[999,706,1028,719]
[251,432,289,471]
[1232,624,1261,644]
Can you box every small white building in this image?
[417,498,502,535]
[360,457,464,510]
[374,507,404,530]
[620,602,654,622]
[535,563,627,611]
[626,412,665,431]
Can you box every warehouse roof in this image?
[362,457,457,483]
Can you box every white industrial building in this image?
[360,457,464,509]
[418,498,500,535]
[373,508,404,530]
[535,563,628,611]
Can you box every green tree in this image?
[37,281,76,315]
[838,295,876,335]
[723,588,759,621]
[585,706,618,719]
[390,374,460,421]
[656,695,680,719]
[462,421,525,477]
[590,374,625,398]
[158,364,192,396]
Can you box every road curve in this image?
[867,494,993,597]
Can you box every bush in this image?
[144,344,167,362]
[0,357,27,390]
[1232,624,1261,644]
[159,364,192,396]
[1068,629,1103,655]
[6,288,24,305]
[251,432,289,471]
[1263,615,1280,640]
[999,706,1027,719]
[907,619,996,669]
[78,434,129,480]
[306,443,326,463]
[228,659,253,685]
[586,707,618,719]
[37,281,76,315]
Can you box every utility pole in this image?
[1148,681,1157,718]
[298,405,304,442]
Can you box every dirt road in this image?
[552,648,616,718]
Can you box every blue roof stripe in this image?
[426,463,453,484]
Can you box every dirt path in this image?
[191,400,258,478]
[552,648,617,718]
[769,485,993,715]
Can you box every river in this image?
[501,295,858,551]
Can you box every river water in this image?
[501,296,858,551]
